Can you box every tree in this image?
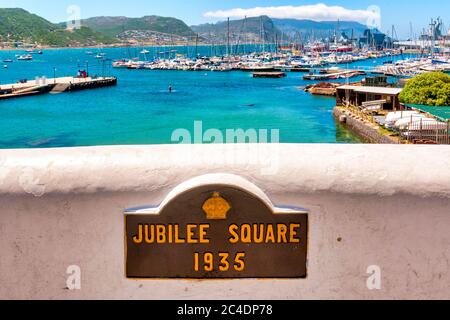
[399,72,450,106]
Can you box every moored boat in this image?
[17,54,33,61]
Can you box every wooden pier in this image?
[253,72,287,78]
[0,76,117,100]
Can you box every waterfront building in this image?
[336,85,402,111]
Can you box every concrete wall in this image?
[0,144,449,300]
[333,108,401,144]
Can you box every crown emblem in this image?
[202,192,231,220]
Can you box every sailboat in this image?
[26,49,43,55]
[95,52,107,59]
[95,47,107,59]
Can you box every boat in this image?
[385,111,422,126]
[95,51,107,59]
[25,49,43,55]
[394,115,428,129]
[3,59,13,63]
[140,49,150,55]
[17,54,33,61]
[112,59,133,68]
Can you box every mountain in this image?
[272,19,368,39]
[191,16,283,43]
[0,8,115,46]
[80,16,196,38]
[191,16,369,44]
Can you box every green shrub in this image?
[399,72,450,106]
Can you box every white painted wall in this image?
[0,144,449,299]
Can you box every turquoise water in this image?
[0,46,402,148]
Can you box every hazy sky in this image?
[1,0,449,38]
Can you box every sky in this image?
[1,0,450,38]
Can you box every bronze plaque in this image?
[125,186,308,279]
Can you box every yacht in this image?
[17,54,33,61]
[27,50,43,55]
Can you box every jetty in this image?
[0,76,117,100]
[253,72,286,78]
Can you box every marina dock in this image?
[0,76,117,100]
[303,70,366,80]
[253,72,286,78]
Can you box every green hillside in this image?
[0,8,115,46]
[81,16,196,37]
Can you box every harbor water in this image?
[0,46,403,148]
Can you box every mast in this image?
[260,16,264,53]
[391,25,395,49]
[299,32,303,52]
[235,16,246,55]
[227,17,230,57]
[244,16,247,54]
[332,20,339,47]
[351,29,354,50]
[195,33,199,59]
[275,33,278,53]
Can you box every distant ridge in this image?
[80,16,196,38]
[0,8,372,47]
[191,16,369,43]
[0,8,114,46]
[191,16,284,43]
[272,19,368,39]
